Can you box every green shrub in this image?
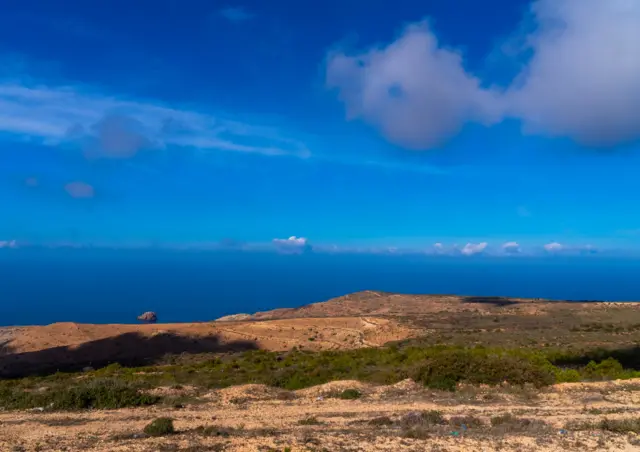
[0,379,158,411]
[143,417,175,437]
[412,348,555,391]
[582,358,624,381]
[335,389,362,400]
[555,368,581,383]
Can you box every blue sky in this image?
[1,0,639,256]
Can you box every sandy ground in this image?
[3,316,417,355]
[2,379,640,451]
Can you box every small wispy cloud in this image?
[517,206,531,217]
[543,242,563,252]
[272,236,312,254]
[460,242,488,256]
[219,7,254,23]
[64,181,95,198]
[0,82,309,159]
[0,240,17,249]
[502,241,521,254]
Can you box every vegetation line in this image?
[1,345,638,411]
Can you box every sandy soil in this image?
[3,316,417,355]
[2,379,640,451]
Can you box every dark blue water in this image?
[1,249,640,326]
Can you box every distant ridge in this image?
[214,290,634,321]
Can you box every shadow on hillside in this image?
[0,340,13,358]
[552,345,640,370]
[461,296,521,307]
[0,332,258,378]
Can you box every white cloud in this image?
[327,1,640,148]
[507,0,640,146]
[326,21,503,150]
[543,242,563,252]
[272,236,312,254]
[0,240,17,248]
[502,241,521,254]
[460,242,488,256]
[0,83,309,158]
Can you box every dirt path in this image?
[2,379,640,451]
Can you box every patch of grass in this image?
[194,425,237,437]
[37,417,92,427]
[398,410,446,439]
[490,413,550,435]
[298,416,323,425]
[143,417,175,437]
[449,415,485,429]
[109,431,145,441]
[0,378,159,411]
[569,417,640,434]
[334,389,362,400]
[368,416,394,426]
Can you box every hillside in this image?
[3,291,640,377]
[224,290,637,320]
[4,291,640,451]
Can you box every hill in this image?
[4,291,640,451]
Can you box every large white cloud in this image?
[326,1,640,148]
[508,0,640,146]
[326,21,503,150]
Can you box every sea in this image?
[2,248,640,327]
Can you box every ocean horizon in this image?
[1,248,639,327]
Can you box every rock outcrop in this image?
[137,311,158,323]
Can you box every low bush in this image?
[335,389,362,400]
[0,378,158,410]
[143,417,175,437]
[298,416,322,425]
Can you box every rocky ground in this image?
[2,378,640,451]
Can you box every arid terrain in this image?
[2,378,640,451]
[3,291,640,451]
